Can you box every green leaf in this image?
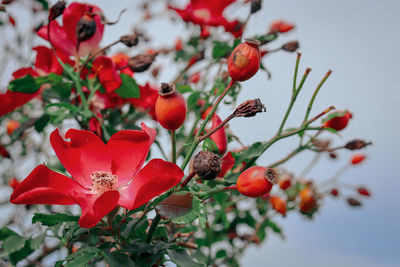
[216,249,227,258]
[31,234,46,250]
[32,213,79,226]
[187,91,201,110]
[234,142,265,165]
[8,75,40,93]
[212,41,232,59]
[104,251,136,267]
[156,192,193,219]
[34,113,51,132]
[167,249,204,267]
[35,0,49,10]
[3,235,25,254]
[115,74,140,98]
[176,84,193,94]
[255,33,278,44]
[9,240,34,265]
[0,227,18,241]
[63,247,101,267]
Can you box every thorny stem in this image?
[171,130,176,163]
[181,79,236,171]
[198,114,235,142]
[145,214,161,243]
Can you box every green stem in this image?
[145,214,161,243]
[171,130,176,163]
[277,68,311,135]
[302,70,332,124]
[293,52,301,93]
[180,79,236,171]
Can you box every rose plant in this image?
[0,0,372,266]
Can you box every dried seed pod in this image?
[282,41,299,52]
[193,151,222,180]
[265,168,278,184]
[250,0,262,14]
[48,0,66,21]
[347,197,362,207]
[120,34,139,47]
[76,14,97,42]
[128,54,156,72]
[345,139,371,150]
[233,98,266,117]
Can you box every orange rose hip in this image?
[228,38,261,82]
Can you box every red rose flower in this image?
[169,0,243,37]
[128,83,158,120]
[91,56,122,93]
[218,152,235,177]
[10,124,184,228]
[38,2,104,56]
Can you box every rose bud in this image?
[282,41,299,52]
[120,34,139,47]
[357,187,371,197]
[350,154,366,165]
[323,110,352,131]
[312,139,331,149]
[193,151,222,180]
[48,0,66,21]
[250,0,262,14]
[233,98,266,118]
[347,197,362,207]
[269,20,294,34]
[228,38,261,82]
[236,166,274,197]
[345,139,372,150]
[330,188,339,197]
[76,13,97,42]
[155,83,187,131]
[128,53,157,72]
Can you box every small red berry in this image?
[236,166,274,198]
[357,187,371,197]
[323,110,352,131]
[330,188,339,197]
[6,120,20,135]
[269,196,287,216]
[228,39,261,82]
[351,154,366,165]
[155,83,187,131]
[189,72,201,84]
[175,38,182,51]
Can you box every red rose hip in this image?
[323,110,352,131]
[155,83,187,131]
[236,166,275,197]
[228,39,261,82]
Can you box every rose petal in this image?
[0,90,38,117]
[92,56,122,92]
[10,165,85,205]
[107,123,156,185]
[78,190,119,228]
[37,21,76,56]
[50,128,111,188]
[118,159,183,210]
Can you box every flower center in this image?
[90,171,118,195]
[193,8,211,22]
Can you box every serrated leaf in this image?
[2,234,25,254]
[167,249,204,267]
[34,113,51,132]
[176,84,193,94]
[0,227,18,241]
[212,41,232,59]
[63,247,101,267]
[187,91,201,110]
[156,192,193,220]
[115,74,140,98]
[104,251,136,267]
[8,75,40,93]
[234,141,265,165]
[32,213,79,226]
[9,240,34,265]
[31,233,46,250]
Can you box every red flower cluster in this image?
[38,2,104,56]
[10,124,184,228]
[169,0,243,38]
